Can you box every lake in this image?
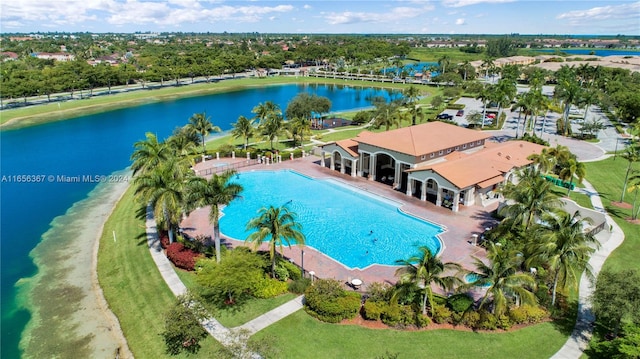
[0,82,401,358]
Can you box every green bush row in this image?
[253,276,289,299]
[445,103,465,110]
[363,301,431,328]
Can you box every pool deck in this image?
[183,155,495,288]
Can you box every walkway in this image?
[145,207,304,352]
[550,180,625,359]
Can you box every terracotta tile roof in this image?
[409,140,546,189]
[355,122,491,156]
[335,139,360,157]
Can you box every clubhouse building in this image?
[319,122,546,212]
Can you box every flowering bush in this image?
[166,243,202,271]
[159,230,170,249]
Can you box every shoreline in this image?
[0,77,412,131]
[19,170,133,358]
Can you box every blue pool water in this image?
[219,170,444,269]
[465,273,492,288]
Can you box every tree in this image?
[476,85,492,128]
[591,269,640,336]
[528,148,556,174]
[196,248,267,306]
[284,93,331,122]
[627,171,640,220]
[245,205,306,278]
[252,101,281,125]
[437,54,450,75]
[130,132,170,176]
[527,211,598,306]
[161,293,208,355]
[288,116,311,148]
[134,155,190,244]
[500,167,562,231]
[588,323,640,359]
[259,113,286,149]
[619,144,640,203]
[558,158,586,196]
[188,112,220,154]
[403,86,422,126]
[231,115,255,150]
[186,170,243,263]
[554,71,583,136]
[394,246,462,316]
[470,243,537,316]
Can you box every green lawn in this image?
[97,186,224,358]
[252,311,569,359]
[584,158,640,272]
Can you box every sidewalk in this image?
[550,180,625,358]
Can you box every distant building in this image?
[31,52,75,62]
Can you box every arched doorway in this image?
[375,153,396,184]
[425,179,439,204]
[333,152,342,172]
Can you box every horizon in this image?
[1,1,639,36]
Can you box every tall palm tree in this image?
[288,116,311,148]
[231,115,255,150]
[437,55,451,75]
[528,148,556,174]
[252,101,281,125]
[554,75,583,136]
[627,171,640,220]
[188,112,220,154]
[495,78,517,121]
[185,170,243,263]
[260,114,286,149]
[526,211,598,306]
[134,155,190,244]
[131,132,170,176]
[476,85,493,128]
[619,144,640,203]
[558,158,586,196]
[168,126,198,158]
[395,246,462,316]
[500,167,562,231]
[470,243,537,316]
[403,86,422,126]
[245,205,306,278]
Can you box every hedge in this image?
[304,279,361,323]
[165,243,203,271]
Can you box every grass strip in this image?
[97,185,224,358]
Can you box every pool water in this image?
[219,170,444,269]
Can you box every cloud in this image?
[323,4,434,25]
[556,1,640,24]
[442,0,516,8]
[455,18,465,25]
[303,4,312,10]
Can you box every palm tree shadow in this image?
[549,299,580,336]
[136,232,148,246]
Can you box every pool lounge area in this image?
[183,156,496,286]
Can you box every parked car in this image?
[456,110,464,117]
[437,113,454,120]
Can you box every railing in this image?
[587,221,607,236]
[196,159,260,176]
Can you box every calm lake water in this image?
[0,83,401,358]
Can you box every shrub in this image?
[508,305,548,324]
[447,294,474,313]
[432,304,453,324]
[381,304,402,326]
[363,301,385,321]
[304,279,361,323]
[460,310,481,329]
[278,259,301,281]
[415,313,431,328]
[287,278,311,294]
[273,263,290,281]
[253,277,289,299]
[445,103,465,110]
[478,310,498,330]
[366,282,393,303]
[166,243,202,271]
[159,230,170,249]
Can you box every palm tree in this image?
[395,246,462,316]
[168,126,198,158]
[403,86,422,126]
[437,55,451,75]
[627,171,640,220]
[500,167,562,231]
[288,116,311,148]
[131,132,170,176]
[495,78,517,121]
[476,85,493,128]
[134,156,190,244]
[481,57,495,80]
[252,101,281,125]
[526,211,598,306]
[470,243,537,316]
[558,158,586,196]
[188,112,220,154]
[619,144,640,203]
[554,75,583,136]
[260,114,286,149]
[185,170,243,263]
[231,115,255,150]
[245,205,306,277]
[528,148,556,174]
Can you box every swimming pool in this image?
[219,170,444,269]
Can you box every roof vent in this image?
[497,152,502,156]
[520,143,524,147]
[506,155,511,160]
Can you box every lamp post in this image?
[614,138,627,161]
[301,249,305,277]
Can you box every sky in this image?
[1,0,639,35]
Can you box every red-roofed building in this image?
[320,122,545,212]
